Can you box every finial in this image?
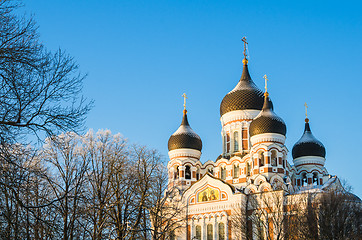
[241,37,248,64]
[263,74,269,97]
[304,102,309,122]
[182,93,187,114]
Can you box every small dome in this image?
[292,119,326,159]
[249,93,286,137]
[220,59,272,116]
[168,110,202,151]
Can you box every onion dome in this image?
[168,110,202,151]
[220,58,273,116]
[249,93,286,137]
[292,118,326,159]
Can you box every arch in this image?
[258,182,272,192]
[245,184,258,194]
[254,175,267,186]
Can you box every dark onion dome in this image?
[249,93,286,137]
[292,118,326,159]
[168,110,202,151]
[220,58,273,116]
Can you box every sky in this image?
[24,0,362,197]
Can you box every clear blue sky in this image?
[25,0,362,196]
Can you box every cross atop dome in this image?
[304,102,309,122]
[263,74,269,97]
[182,93,187,112]
[241,37,248,65]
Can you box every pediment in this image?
[183,173,237,205]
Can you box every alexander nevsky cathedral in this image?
[165,40,343,240]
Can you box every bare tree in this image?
[41,132,90,240]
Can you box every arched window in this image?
[207,224,213,240]
[195,225,201,240]
[283,153,286,168]
[259,151,265,167]
[218,222,225,240]
[185,165,191,180]
[302,173,307,186]
[247,162,251,177]
[220,167,226,180]
[271,150,277,166]
[234,131,239,152]
[174,166,179,179]
[208,168,214,176]
[226,132,230,153]
[196,167,200,180]
[313,172,318,185]
[233,164,239,179]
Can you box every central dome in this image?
[220,59,268,116]
[249,93,286,137]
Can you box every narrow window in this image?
[313,172,318,185]
[218,222,225,240]
[234,131,239,152]
[259,151,265,167]
[226,132,230,153]
[233,164,239,179]
[174,166,179,179]
[220,167,226,180]
[185,165,191,180]
[247,162,251,177]
[207,224,213,240]
[195,225,201,240]
[302,173,307,186]
[271,150,277,166]
[196,167,200,180]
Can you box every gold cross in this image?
[304,102,308,118]
[241,37,248,58]
[263,74,268,93]
[182,93,187,110]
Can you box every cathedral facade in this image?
[165,47,340,240]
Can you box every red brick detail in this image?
[277,168,284,173]
[239,177,246,183]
